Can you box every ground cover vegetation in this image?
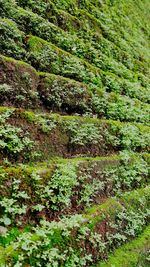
[0,0,150,266]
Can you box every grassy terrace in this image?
[0,0,150,266]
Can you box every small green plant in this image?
[0,124,33,155]
[0,83,12,94]
[63,119,102,145]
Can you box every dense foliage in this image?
[0,0,150,266]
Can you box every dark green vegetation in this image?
[0,0,150,266]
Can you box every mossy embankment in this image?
[0,107,149,163]
[1,54,150,123]
[0,0,150,266]
[0,153,149,225]
[0,186,150,266]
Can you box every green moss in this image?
[97,224,150,267]
[0,55,28,68]
[86,198,122,230]
[21,111,36,123]
[0,106,11,114]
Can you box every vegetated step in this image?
[0,186,150,266]
[1,1,146,84]
[52,0,150,58]
[1,55,150,124]
[1,16,150,105]
[0,153,149,226]
[96,224,150,267]
[14,0,150,80]
[50,0,150,68]
[26,34,150,108]
[16,0,94,36]
[17,0,150,66]
[23,35,136,87]
[0,106,150,163]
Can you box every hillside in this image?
[0,0,150,266]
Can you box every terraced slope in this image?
[0,0,150,266]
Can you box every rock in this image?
[0,226,7,235]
